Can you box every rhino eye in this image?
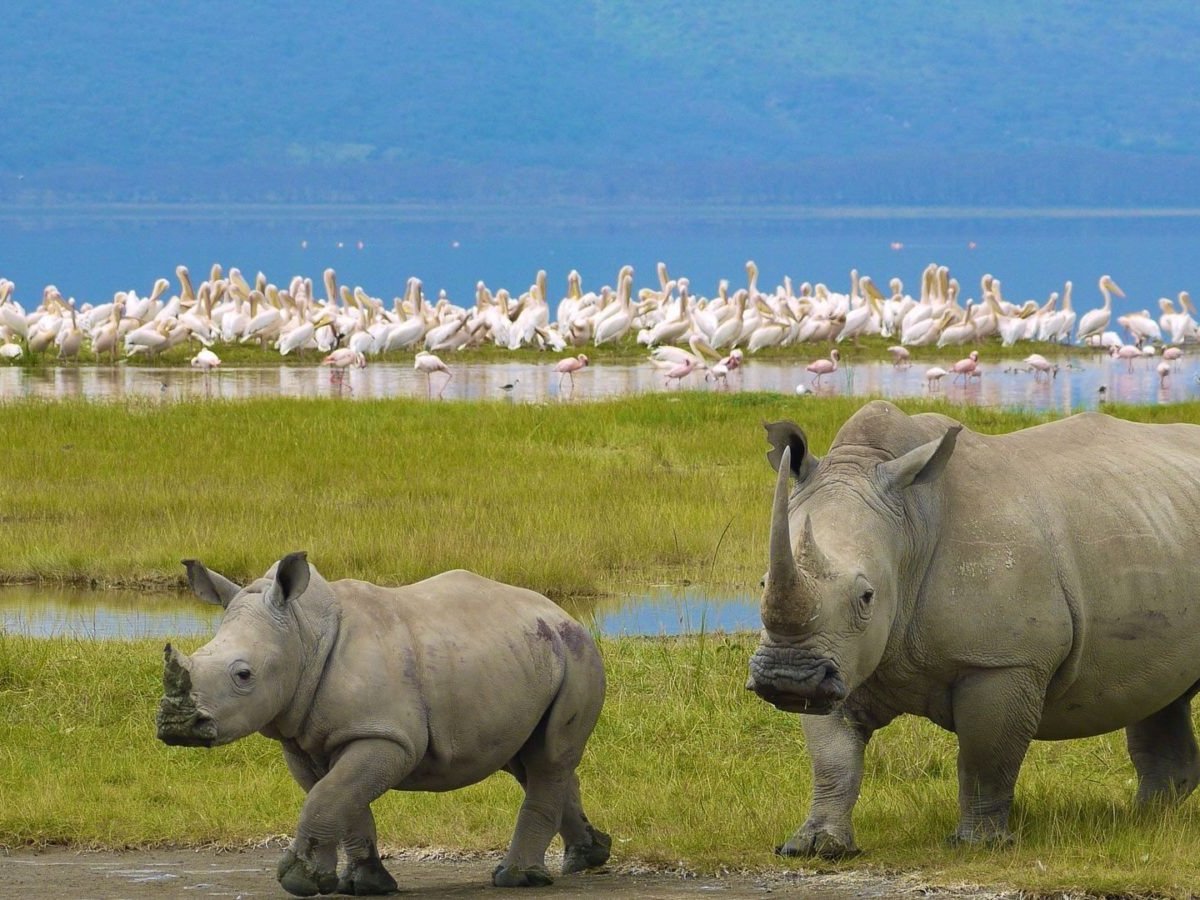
[235,668,253,682]
[860,589,874,605]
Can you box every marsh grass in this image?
[2,395,1199,595]
[2,632,1200,895]
[1,334,1101,369]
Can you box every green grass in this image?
[1,632,1199,895]
[1,394,1198,595]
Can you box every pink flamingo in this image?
[1110,344,1141,373]
[1163,347,1184,370]
[951,350,980,384]
[887,345,911,368]
[806,348,840,387]
[1157,360,1171,386]
[1024,353,1055,381]
[664,357,697,388]
[413,350,452,397]
[555,353,589,390]
[925,366,948,391]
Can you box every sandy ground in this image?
[0,845,1023,899]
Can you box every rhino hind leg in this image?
[559,774,611,874]
[1126,696,1200,806]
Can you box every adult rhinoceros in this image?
[746,401,1200,857]
[156,552,610,896]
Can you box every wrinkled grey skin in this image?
[157,552,610,896]
[746,401,1200,857]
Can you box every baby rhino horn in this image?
[162,643,193,697]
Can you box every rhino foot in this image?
[776,825,860,860]
[492,864,554,887]
[562,825,612,874]
[337,855,399,895]
[278,848,339,897]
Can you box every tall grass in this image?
[2,632,1199,895]
[3,395,1197,595]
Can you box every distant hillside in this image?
[5,1,1200,206]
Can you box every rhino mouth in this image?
[747,647,847,715]
[155,697,219,748]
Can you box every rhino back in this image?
[912,412,1200,738]
[303,570,602,789]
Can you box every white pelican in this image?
[1076,275,1123,343]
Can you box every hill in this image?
[4,1,1200,207]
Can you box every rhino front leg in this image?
[278,739,413,898]
[1126,695,1200,806]
[779,711,875,859]
[335,807,398,897]
[949,670,1043,846]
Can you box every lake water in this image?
[0,584,761,641]
[2,353,1197,412]
[2,208,1199,323]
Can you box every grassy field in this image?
[1,394,1197,594]
[1,632,1199,896]
[6,394,1200,894]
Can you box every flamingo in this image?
[555,353,589,390]
[1109,343,1142,373]
[190,348,222,371]
[806,348,840,387]
[413,351,450,397]
[664,357,697,388]
[1024,353,1055,381]
[925,366,948,391]
[1163,347,1184,370]
[1157,361,1171,386]
[886,345,911,368]
[950,350,980,383]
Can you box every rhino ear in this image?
[764,420,819,483]
[182,559,241,609]
[265,551,310,610]
[879,425,962,490]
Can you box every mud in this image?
[0,845,1023,899]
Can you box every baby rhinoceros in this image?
[156,552,611,897]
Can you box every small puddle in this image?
[0,584,760,640]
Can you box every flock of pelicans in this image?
[0,261,1196,396]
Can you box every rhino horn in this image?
[762,447,807,630]
[797,512,832,576]
[162,643,193,698]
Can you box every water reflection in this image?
[0,584,760,641]
[1,353,1196,412]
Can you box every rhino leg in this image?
[280,739,413,898]
[336,807,398,896]
[778,711,874,859]
[495,665,604,888]
[949,671,1042,847]
[1126,695,1200,806]
[559,773,611,874]
[492,762,564,887]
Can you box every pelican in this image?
[1076,275,1123,343]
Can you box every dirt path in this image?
[0,845,1021,899]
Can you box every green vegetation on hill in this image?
[5,2,1200,206]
